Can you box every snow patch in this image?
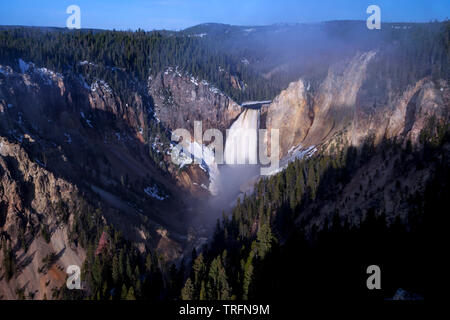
[91,80,112,94]
[79,60,97,67]
[35,159,46,167]
[286,144,317,162]
[80,112,94,128]
[190,76,198,86]
[144,185,168,200]
[265,145,317,176]
[64,133,72,144]
[172,139,220,195]
[36,67,63,84]
[0,65,13,76]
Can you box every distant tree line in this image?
[0,28,278,103]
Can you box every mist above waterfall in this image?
[190,107,262,229]
[214,107,261,211]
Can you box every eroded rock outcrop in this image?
[0,136,86,300]
[304,51,377,146]
[265,79,312,157]
[0,62,205,299]
[149,68,241,136]
[265,51,449,159]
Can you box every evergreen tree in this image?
[206,255,230,300]
[126,287,136,300]
[181,278,194,300]
[121,284,128,300]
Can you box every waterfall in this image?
[224,108,260,165]
[209,107,260,208]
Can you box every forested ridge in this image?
[186,21,450,96]
[0,21,448,104]
[0,28,278,103]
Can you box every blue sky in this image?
[0,0,448,30]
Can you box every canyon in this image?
[0,21,448,299]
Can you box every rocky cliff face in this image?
[149,67,241,136]
[304,51,377,146]
[0,62,149,145]
[385,79,449,142]
[0,57,251,299]
[264,51,449,158]
[0,136,86,299]
[0,62,209,299]
[265,79,312,157]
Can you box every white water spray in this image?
[224,108,260,165]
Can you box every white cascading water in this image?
[194,107,261,227]
[172,108,259,198]
[224,108,260,165]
